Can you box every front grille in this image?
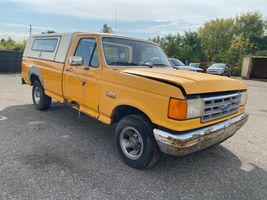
[202,93,241,122]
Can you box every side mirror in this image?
[69,56,83,66]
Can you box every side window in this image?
[75,38,99,68]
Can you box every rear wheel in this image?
[115,114,161,169]
[32,81,51,110]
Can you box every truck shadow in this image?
[0,103,266,199]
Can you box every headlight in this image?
[168,98,204,120]
[240,92,248,106]
[187,98,204,119]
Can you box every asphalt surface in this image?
[0,74,266,200]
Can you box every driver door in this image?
[63,37,101,118]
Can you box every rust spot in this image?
[159,115,248,156]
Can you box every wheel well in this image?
[30,74,40,85]
[112,105,151,124]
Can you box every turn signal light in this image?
[168,98,187,120]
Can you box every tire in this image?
[115,114,161,169]
[32,81,51,110]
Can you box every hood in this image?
[122,68,246,95]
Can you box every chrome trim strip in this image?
[203,93,240,101]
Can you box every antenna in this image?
[115,6,117,34]
[29,24,32,36]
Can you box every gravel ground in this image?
[0,74,266,200]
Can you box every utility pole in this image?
[29,24,32,36]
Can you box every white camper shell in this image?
[23,32,81,63]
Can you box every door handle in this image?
[83,66,90,71]
[66,68,73,72]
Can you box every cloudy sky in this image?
[1,0,267,41]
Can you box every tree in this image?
[100,24,114,33]
[198,18,235,59]
[150,32,206,63]
[0,37,26,51]
[150,35,165,46]
[161,33,182,59]
[234,12,266,53]
[180,31,206,62]
[235,12,265,39]
[230,36,252,53]
[150,11,267,76]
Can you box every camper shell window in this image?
[32,38,58,52]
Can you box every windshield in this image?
[170,58,185,66]
[102,37,171,67]
[189,63,199,68]
[210,63,226,68]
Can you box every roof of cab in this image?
[31,32,158,45]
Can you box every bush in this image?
[231,66,241,77]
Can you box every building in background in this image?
[242,56,267,79]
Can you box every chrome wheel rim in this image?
[34,87,41,104]
[119,127,144,160]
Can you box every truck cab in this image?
[21,32,248,169]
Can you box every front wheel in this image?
[115,114,161,169]
[32,81,51,110]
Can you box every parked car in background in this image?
[189,62,205,72]
[169,58,185,67]
[170,58,204,72]
[189,63,201,68]
[207,63,231,76]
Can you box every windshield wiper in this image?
[108,61,169,68]
[141,63,169,68]
[108,61,139,66]
[109,61,154,68]
[172,66,180,70]
[152,63,169,67]
[141,63,153,68]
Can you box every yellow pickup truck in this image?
[21,32,248,169]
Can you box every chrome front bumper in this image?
[153,113,249,156]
